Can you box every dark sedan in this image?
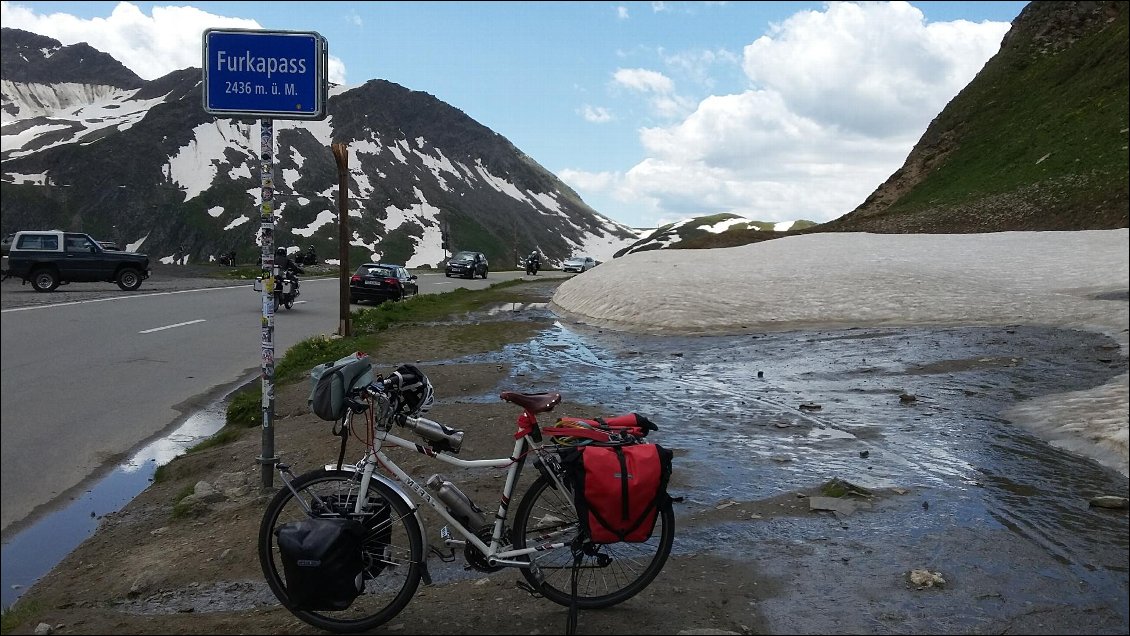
[349,263,418,304]
[445,250,488,279]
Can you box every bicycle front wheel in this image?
[258,469,423,633]
[512,474,674,609]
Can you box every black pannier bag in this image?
[561,443,673,543]
[309,491,394,580]
[275,517,365,611]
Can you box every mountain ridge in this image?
[814,0,1128,234]
[1,27,639,267]
[620,0,1128,254]
[3,1,1127,265]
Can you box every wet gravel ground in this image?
[458,316,1129,634]
[4,270,1126,633]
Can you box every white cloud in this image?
[616,5,629,20]
[612,67,694,119]
[580,105,613,123]
[570,2,1011,227]
[613,68,675,94]
[661,48,741,90]
[741,1,1009,137]
[650,94,693,119]
[557,169,619,193]
[0,1,349,84]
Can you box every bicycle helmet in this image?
[391,363,434,415]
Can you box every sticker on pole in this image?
[202,28,328,120]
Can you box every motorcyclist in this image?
[526,250,540,275]
[276,247,304,291]
[275,246,305,276]
[272,247,304,308]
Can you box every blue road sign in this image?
[202,29,327,120]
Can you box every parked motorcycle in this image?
[525,252,540,276]
[296,245,318,266]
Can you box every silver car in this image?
[563,256,597,273]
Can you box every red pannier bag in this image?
[561,443,673,543]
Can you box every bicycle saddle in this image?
[500,391,562,413]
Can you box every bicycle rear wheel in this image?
[258,469,423,633]
[512,474,674,609]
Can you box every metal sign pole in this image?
[202,28,326,490]
[258,118,278,488]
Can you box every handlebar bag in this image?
[308,352,373,421]
[561,443,673,543]
[275,517,365,611]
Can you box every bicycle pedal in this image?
[439,525,466,548]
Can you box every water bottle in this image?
[426,474,488,531]
[404,417,464,453]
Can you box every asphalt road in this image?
[0,266,565,535]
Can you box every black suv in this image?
[5,230,150,292]
[445,251,489,279]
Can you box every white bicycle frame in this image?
[335,411,576,571]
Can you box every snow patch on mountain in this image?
[1,81,164,157]
[168,119,255,200]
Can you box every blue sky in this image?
[2,1,1030,229]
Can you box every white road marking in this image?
[0,284,253,313]
[139,319,207,334]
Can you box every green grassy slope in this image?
[824,1,1128,232]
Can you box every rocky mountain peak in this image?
[0,27,143,88]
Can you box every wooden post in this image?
[332,143,351,337]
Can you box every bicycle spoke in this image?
[513,474,674,609]
[259,470,423,633]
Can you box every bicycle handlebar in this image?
[378,367,420,392]
[361,368,460,451]
[360,369,423,409]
